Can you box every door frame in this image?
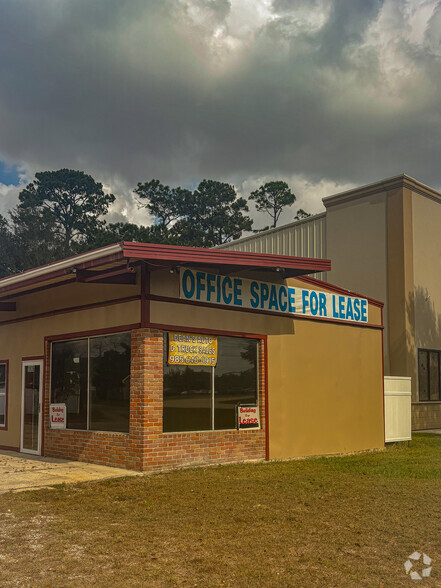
[20,359,44,455]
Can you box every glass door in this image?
[20,360,43,455]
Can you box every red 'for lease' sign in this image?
[50,403,66,429]
[237,405,260,429]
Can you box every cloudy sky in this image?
[1,0,440,228]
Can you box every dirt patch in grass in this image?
[0,434,440,587]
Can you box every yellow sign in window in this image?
[168,332,218,367]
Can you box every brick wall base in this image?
[43,328,266,471]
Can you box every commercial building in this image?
[0,242,384,470]
[218,174,441,430]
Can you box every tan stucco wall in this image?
[325,192,389,371]
[268,319,384,458]
[412,192,441,352]
[150,300,294,336]
[324,182,441,430]
[411,192,441,426]
[0,289,140,449]
[0,278,139,323]
[386,188,416,394]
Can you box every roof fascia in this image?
[323,174,441,209]
[0,244,124,297]
[122,242,331,274]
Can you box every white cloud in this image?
[0,164,34,217]
[238,173,356,230]
[0,183,21,218]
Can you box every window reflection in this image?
[51,333,131,432]
[215,337,258,430]
[163,353,211,432]
[163,334,258,432]
[51,339,88,430]
[89,333,131,433]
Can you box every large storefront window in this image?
[51,332,131,432]
[163,334,259,432]
[215,337,258,430]
[0,362,7,427]
[163,365,212,432]
[51,339,88,429]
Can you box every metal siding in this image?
[220,215,327,279]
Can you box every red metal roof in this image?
[122,241,331,276]
[0,241,331,298]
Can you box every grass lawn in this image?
[1,434,441,587]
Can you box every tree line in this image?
[0,169,310,278]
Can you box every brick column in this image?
[130,328,164,470]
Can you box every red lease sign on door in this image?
[50,403,66,429]
[237,405,260,429]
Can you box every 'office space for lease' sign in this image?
[180,268,368,324]
[168,331,218,366]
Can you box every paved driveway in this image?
[0,451,138,493]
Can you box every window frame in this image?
[50,331,131,433]
[418,348,441,402]
[162,332,261,433]
[0,360,8,429]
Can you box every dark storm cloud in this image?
[317,0,384,63]
[1,0,441,214]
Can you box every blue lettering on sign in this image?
[310,291,319,316]
[360,299,368,322]
[206,273,216,302]
[182,269,195,299]
[216,275,222,303]
[196,272,206,300]
[250,281,259,308]
[319,292,327,317]
[180,269,368,324]
[222,277,233,305]
[353,298,361,321]
[278,286,288,312]
[260,283,269,309]
[269,285,278,310]
[302,290,309,314]
[332,294,338,318]
[288,287,296,313]
[338,295,345,319]
[346,297,354,320]
[233,278,243,306]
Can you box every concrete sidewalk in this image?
[0,451,138,493]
